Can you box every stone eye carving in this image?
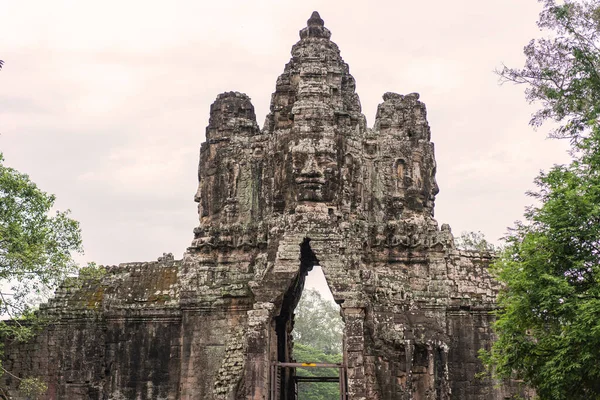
[292,153,308,173]
[316,153,337,172]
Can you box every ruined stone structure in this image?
[2,12,526,400]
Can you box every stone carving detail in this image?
[2,11,528,400]
[213,325,247,399]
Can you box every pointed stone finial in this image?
[307,11,324,27]
[299,11,331,40]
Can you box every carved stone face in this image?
[406,160,439,214]
[289,137,338,202]
[426,169,440,212]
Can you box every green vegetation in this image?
[0,153,83,398]
[498,0,600,142]
[483,135,600,398]
[294,343,342,400]
[293,288,343,355]
[482,1,600,399]
[455,231,498,252]
[293,288,344,399]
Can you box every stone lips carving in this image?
[1,11,529,400]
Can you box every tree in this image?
[0,153,83,397]
[293,289,344,400]
[498,0,600,142]
[293,288,343,355]
[484,138,600,398]
[454,231,498,252]
[483,1,600,399]
[293,343,342,400]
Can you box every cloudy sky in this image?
[1,1,571,294]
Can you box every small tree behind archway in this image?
[293,288,343,354]
[293,286,344,400]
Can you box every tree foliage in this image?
[293,288,343,355]
[0,154,82,323]
[498,0,600,141]
[294,343,342,400]
[485,133,600,399]
[485,1,600,398]
[293,288,344,400]
[0,153,82,392]
[455,231,498,252]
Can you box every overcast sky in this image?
[1,1,571,297]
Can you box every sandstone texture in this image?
[2,12,526,400]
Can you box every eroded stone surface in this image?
[2,11,527,400]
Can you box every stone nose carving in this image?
[431,177,440,200]
[297,154,324,183]
[294,151,327,202]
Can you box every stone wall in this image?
[2,11,530,400]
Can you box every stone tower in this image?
[2,12,526,400]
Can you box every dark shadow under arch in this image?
[274,238,319,400]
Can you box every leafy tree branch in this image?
[0,153,83,397]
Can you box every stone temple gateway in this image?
[3,12,525,400]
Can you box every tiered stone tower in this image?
[2,12,526,400]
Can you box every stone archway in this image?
[270,237,353,400]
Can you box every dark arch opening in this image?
[273,238,346,400]
[276,238,318,360]
[274,238,317,400]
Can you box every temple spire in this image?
[299,11,331,39]
[307,11,324,27]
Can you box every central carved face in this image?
[289,137,338,202]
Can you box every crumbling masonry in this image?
[3,12,526,400]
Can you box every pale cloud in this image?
[78,143,196,194]
[399,58,466,92]
[0,0,574,266]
